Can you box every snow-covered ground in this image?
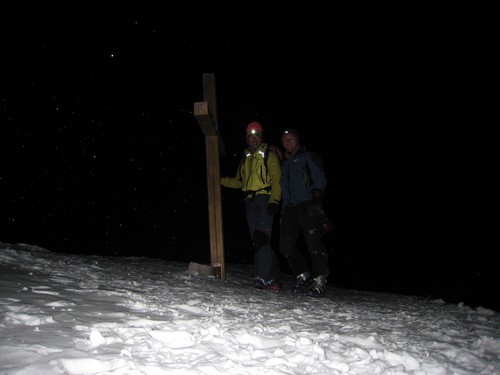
[0,242,498,374]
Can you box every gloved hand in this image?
[266,202,280,215]
[311,189,325,203]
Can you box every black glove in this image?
[311,189,325,203]
[266,202,280,215]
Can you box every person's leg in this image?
[245,198,259,279]
[299,203,329,297]
[279,206,309,277]
[298,203,329,278]
[252,194,281,282]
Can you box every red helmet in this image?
[246,121,263,136]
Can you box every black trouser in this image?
[245,194,281,280]
[279,201,329,278]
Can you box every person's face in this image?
[281,134,299,153]
[246,133,263,151]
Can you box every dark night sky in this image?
[1,17,498,310]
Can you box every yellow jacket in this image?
[221,143,281,205]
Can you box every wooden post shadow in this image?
[193,73,225,280]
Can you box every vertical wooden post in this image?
[193,73,225,280]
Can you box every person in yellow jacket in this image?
[221,122,282,291]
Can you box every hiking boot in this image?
[263,279,282,292]
[292,272,313,294]
[255,277,281,292]
[254,277,266,289]
[305,275,327,298]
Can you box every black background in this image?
[1,15,498,311]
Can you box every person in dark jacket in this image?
[278,128,332,297]
[221,122,282,291]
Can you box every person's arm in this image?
[267,151,282,205]
[221,159,244,189]
[267,144,283,161]
[308,151,327,191]
[221,176,242,189]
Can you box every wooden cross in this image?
[193,73,226,280]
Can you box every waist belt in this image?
[246,186,271,199]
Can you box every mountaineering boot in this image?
[305,275,327,298]
[263,278,282,292]
[254,277,266,289]
[292,272,313,294]
[255,277,282,292]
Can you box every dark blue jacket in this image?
[280,147,327,207]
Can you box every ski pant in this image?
[279,201,329,278]
[245,194,281,281]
